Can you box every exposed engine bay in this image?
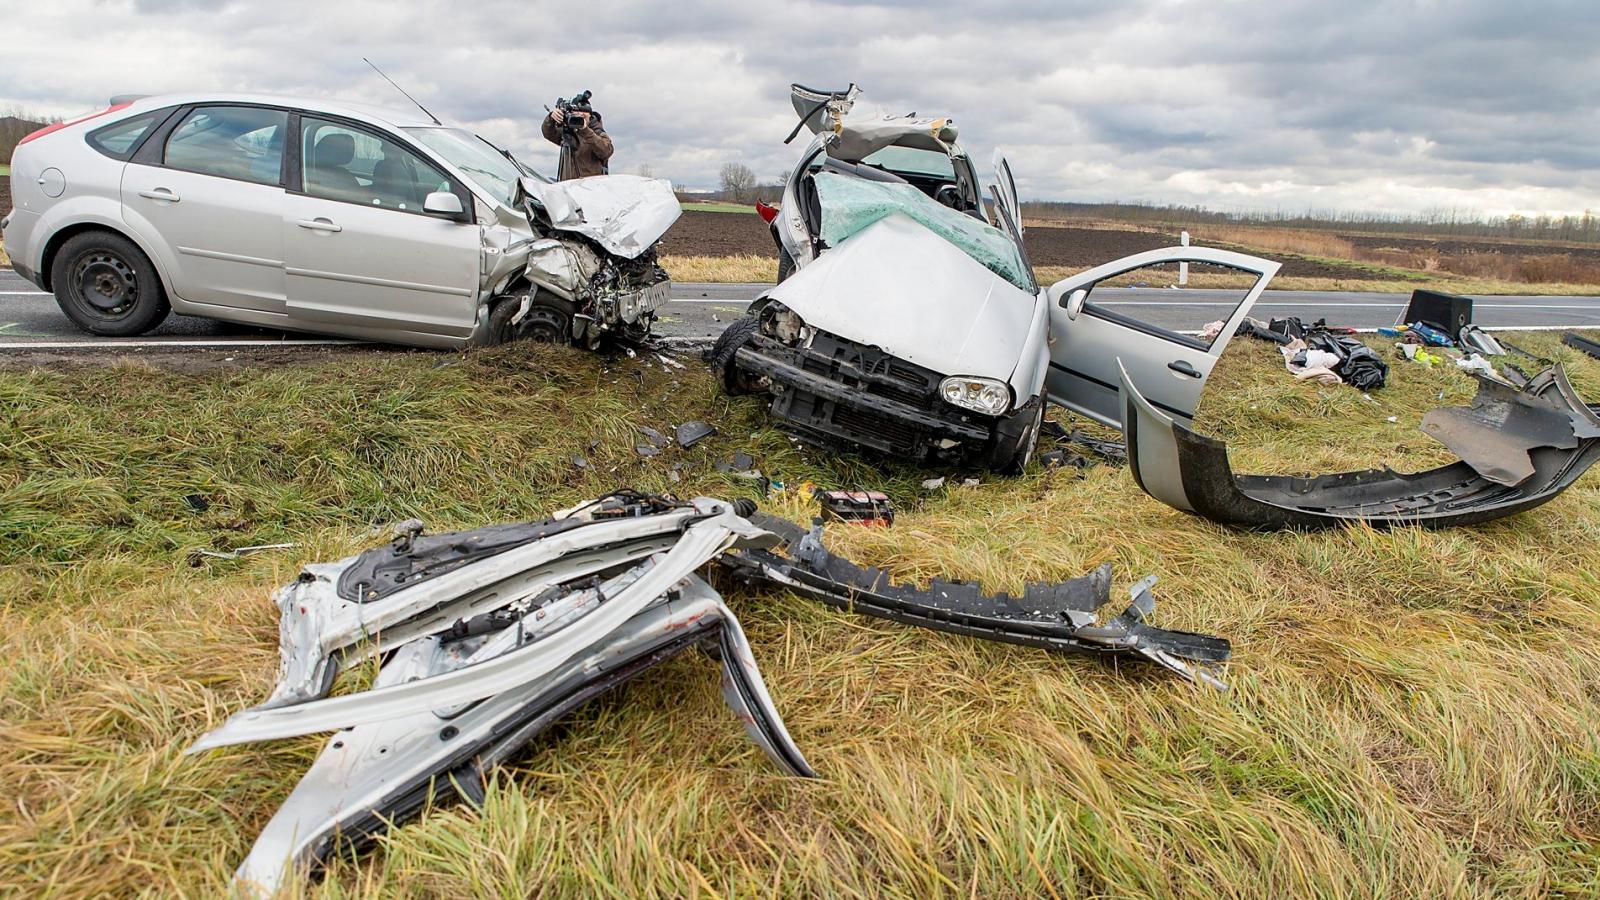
[483,174,680,348]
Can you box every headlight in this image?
[939,376,1012,416]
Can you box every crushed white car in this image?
[714,84,1278,471]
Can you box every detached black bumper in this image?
[733,331,1032,465]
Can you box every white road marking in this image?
[0,339,361,350]
[0,291,50,296]
[1096,300,1600,310]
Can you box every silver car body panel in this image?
[233,584,809,896]
[260,504,705,708]
[1119,360,1600,529]
[764,213,1047,393]
[189,498,778,750]
[519,174,681,259]
[1045,246,1281,427]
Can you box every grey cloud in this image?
[5,0,1596,216]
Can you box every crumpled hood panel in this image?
[520,174,681,259]
[767,214,1042,385]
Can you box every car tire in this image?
[50,231,171,337]
[776,246,795,283]
[521,293,576,344]
[710,314,762,395]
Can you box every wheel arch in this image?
[39,221,174,300]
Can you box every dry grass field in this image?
[2,331,1599,897]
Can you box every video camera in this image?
[554,90,594,136]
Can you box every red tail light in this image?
[755,201,779,224]
[18,102,133,147]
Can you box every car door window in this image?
[1078,260,1266,350]
[163,106,288,186]
[300,117,451,213]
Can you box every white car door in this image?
[120,104,289,314]
[1045,246,1280,426]
[991,150,1021,235]
[283,116,481,339]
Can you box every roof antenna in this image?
[363,57,442,125]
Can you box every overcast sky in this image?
[4,0,1596,217]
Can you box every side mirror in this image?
[1063,287,1088,320]
[423,191,465,218]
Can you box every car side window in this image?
[87,111,163,160]
[300,117,452,213]
[163,106,288,186]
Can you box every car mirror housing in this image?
[1064,287,1088,320]
[423,191,465,218]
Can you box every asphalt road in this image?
[4,270,1598,350]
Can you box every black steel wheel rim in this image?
[73,251,138,316]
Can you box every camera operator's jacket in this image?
[541,112,615,180]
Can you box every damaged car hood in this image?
[765,213,1042,386]
[520,174,682,259]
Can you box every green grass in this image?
[3,336,1600,897]
[680,200,759,214]
[0,163,11,177]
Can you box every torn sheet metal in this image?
[1120,361,1600,529]
[232,576,810,897]
[190,497,780,751]
[519,174,681,259]
[719,515,1230,688]
[198,493,810,896]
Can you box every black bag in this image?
[1305,332,1388,390]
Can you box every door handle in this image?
[137,188,181,202]
[297,218,342,233]
[1168,360,1202,378]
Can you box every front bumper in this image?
[734,329,1031,464]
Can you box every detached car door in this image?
[1045,246,1280,426]
[283,115,481,339]
[121,104,289,313]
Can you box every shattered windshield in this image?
[406,126,541,207]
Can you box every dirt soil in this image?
[658,211,777,258]
[662,211,1377,279]
[1344,232,1600,261]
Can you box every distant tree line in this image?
[1020,200,1600,244]
[1,106,56,164]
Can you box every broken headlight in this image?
[939,376,1011,416]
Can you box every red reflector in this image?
[18,102,133,147]
[755,201,779,224]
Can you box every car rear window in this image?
[86,111,163,160]
[163,106,289,186]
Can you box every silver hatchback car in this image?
[2,93,679,348]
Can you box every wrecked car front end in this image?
[478,174,680,347]
[716,244,1049,469]
[716,120,1049,470]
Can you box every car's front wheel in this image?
[50,231,171,337]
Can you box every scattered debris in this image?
[1119,361,1600,529]
[1041,421,1127,466]
[637,425,671,448]
[719,515,1231,689]
[1564,332,1600,361]
[192,493,815,895]
[921,477,946,489]
[816,489,895,526]
[634,444,661,458]
[571,456,589,470]
[183,494,210,513]
[675,420,717,448]
[194,543,296,561]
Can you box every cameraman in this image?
[541,102,614,181]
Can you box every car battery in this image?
[815,490,895,526]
